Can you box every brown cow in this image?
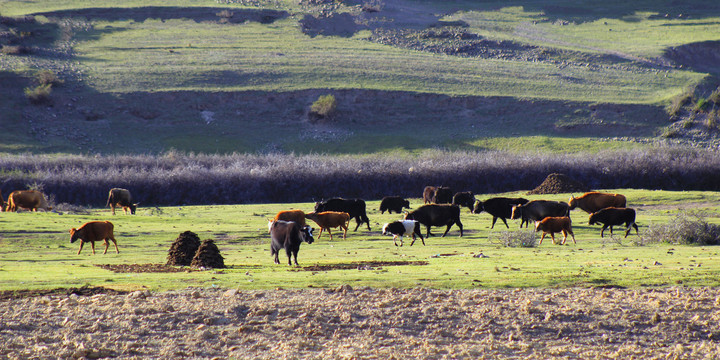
[107,188,138,215]
[568,192,626,214]
[271,210,306,230]
[304,211,350,240]
[534,216,575,245]
[5,190,52,212]
[69,221,119,255]
[423,186,436,204]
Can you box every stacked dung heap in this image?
[191,239,225,269]
[166,231,201,266]
[527,173,590,195]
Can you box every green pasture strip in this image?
[1,190,719,292]
[69,18,700,104]
[0,0,263,16]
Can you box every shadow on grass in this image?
[33,7,288,24]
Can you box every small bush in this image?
[34,70,63,86]
[709,87,720,104]
[667,89,693,117]
[693,97,709,113]
[24,83,52,104]
[634,212,720,246]
[309,94,337,120]
[681,119,694,129]
[661,127,680,138]
[706,109,719,130]
[491,230,537,248]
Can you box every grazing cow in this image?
[69,221,119,255]
[404,204,463,237]
[271,209,306,230]
[423,186,436,204]
[379,196,410,214]
[433,186,453,204]
[269,220,314,266]
[304,211,350,240]
[534,216,575,245]
[452,191,476,212]
[568,192,626,214]
[314,198,371,231]
[473,197,529,229]
[5,190,52,212]
[106,188,138,215]
[588,207,639,238]
[511,200,569,228]
[382,220,424,246]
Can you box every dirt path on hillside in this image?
[1,287,719,359]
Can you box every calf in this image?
[534,216,575,245]
[382,220,424,246]
[270,220,314,266]
[380,196,410,214]
[305,211,350,240]
[473,197,529,229]
[511,200,570,228]
[315,198,370,231]
[452,191,476,212]
[69,221,119,255]
[404,204,463,238]
[588,207,639,238]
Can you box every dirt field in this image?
[1,286,719,359]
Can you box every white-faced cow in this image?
[382,220,424,246]
[314,198,370,231]
[534,216,575,245]
[106,188,138,215]
[404,204,463,238]
[473,197,529,229]
[5,190,52,212]
[269,220,314,266]
[380,196,410,214]
[588,207,639,238]
[70,221,119,255]
[568,192,627,214]
[452,191,476,212]
[511,200,569,228]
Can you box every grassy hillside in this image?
[1,0,719,154]
[1,189,720,292]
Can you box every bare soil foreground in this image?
[2,287,719,359]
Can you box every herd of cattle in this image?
[0,186,639,266]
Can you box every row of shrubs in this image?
[1,147,720,207]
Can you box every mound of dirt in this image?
[664,40,720,74]
[191,239,225,269]
[528,173,590,195]
[166,231,201,266]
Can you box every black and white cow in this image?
[269,220,314,266]
[382,220,424,246]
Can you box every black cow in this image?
[452,191,476,212]
[315,198,371,231]
[270,220,314,266]
[433,187,453,204]
[379,196,410,214]
[588,207,639,238]
[106,188,138,215]
[511,200,570,228]
[473,197,529,229]
[404,204,463,237]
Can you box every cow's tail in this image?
[106,192,113,208]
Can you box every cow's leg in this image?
[609,226,614,235]
[327,228,333,241]
[271,247,279,264]
[398,235,403,247]
[103,239,109,254]
[353,217,362,232]
[632,223,639,235]
[108,235,119,254]
[441,224,453,237]
[393,235,399,247]
[501,217,510,229]
[90,241,96,255]
[292,251,299,266]
[550,233,556,245]
[110,205,116,215]
[490,217,498,229]
[569,229,576,244]
[363,215,371,231]
[285,248,293,266]
[561,230,568,245]
[539,233,546,245]
[342,226,347,240]
[77,241,85,255]
[426,225,433,238]
[457,220,463,237]
[600,224,608,238]
[317,228,324,240]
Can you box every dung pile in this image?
[191,239,225,269]
[527,173,590,195]
[166,231,201,266]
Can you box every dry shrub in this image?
[667,89,693,117]
[706,109,719,130]
[491,230,537,248]
[634,211,720,246]
[24,84,52,104]
[34,70,63,86]
[709,86,720,104]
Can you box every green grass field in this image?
[1,189,719,292]
[1,0,719,154]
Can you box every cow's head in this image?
[301,226,315,244]
[129,203,138,215]
[402,199,410,208]
[69,228,80,243]
[510,204,523,220]
[472,200,484,214]
[403,211,414,220]
[588,213,598,225]
[568,195,577,210]
[533,220,542,232]
[314,201,324,212]
[381,223,391,236]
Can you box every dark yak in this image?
[269,220,314,266]
[511,200,570,228]
[588,207,639,238]
[473,197,529,229]
[379,196,410,214]
[452,191,476,212]
[315,198,371,231]
[404,204,463,238]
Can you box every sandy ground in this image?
[2,286,720,359]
